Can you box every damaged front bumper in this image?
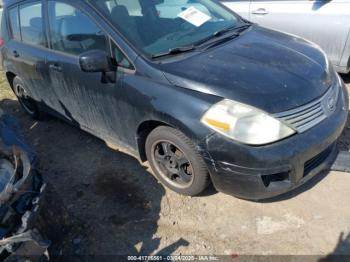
[200,83,349,200]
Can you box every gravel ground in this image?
[0,73,349,259]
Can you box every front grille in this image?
[274,84,339,133]
[304,145,334,177]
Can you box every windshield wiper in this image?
[151,46,196,59]
[195,23,252,47]
[215,23,252,37]
[151,23,252,59]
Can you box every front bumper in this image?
[200,82,349,200]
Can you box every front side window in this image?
[8,7,21,41]
[111,41,133,70]
[19,2,45,46]
[90,0,241,57]
[48,1,108,56]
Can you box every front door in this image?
[45,0,134,144]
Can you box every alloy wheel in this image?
[15,84,36,115]
[152,140,194,188]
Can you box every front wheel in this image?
[146,126,210,196]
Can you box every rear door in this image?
[220,0,251,19]
[5,0,51,105]
[249,0,350,66]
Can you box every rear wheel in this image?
[146,126,210,196]
[12,76,42,119]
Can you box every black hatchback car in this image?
[0,0,348,200]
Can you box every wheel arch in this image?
[136,120,171,162]
[5,71,16,90]
[136,116,201,162]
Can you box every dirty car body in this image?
[0,0,349,199]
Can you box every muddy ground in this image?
[0,74,349,260]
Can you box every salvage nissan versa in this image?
[0,0,348,200]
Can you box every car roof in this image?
[2,0,20,7]
[3,0,83,7]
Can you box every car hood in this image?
[158,25,333,113]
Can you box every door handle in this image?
[12,50,19,58]
[252,8,269,15]
[49,63,62,72]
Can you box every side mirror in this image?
[79,50,113,73]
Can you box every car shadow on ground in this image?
[0,98,191,259]
[319,232,350,261]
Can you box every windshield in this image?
[89,0,241,58]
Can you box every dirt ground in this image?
[0,73,349,260]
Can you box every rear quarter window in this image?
[8,7,21,41]
[19,2,45,46]
[0,8,3,36]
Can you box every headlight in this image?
[201,99,296,145]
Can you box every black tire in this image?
[146,126,210,196]
[12,76,42,120]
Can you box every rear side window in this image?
[8,7,21,41]
[19,2,45,46]
[48,1,108,56]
